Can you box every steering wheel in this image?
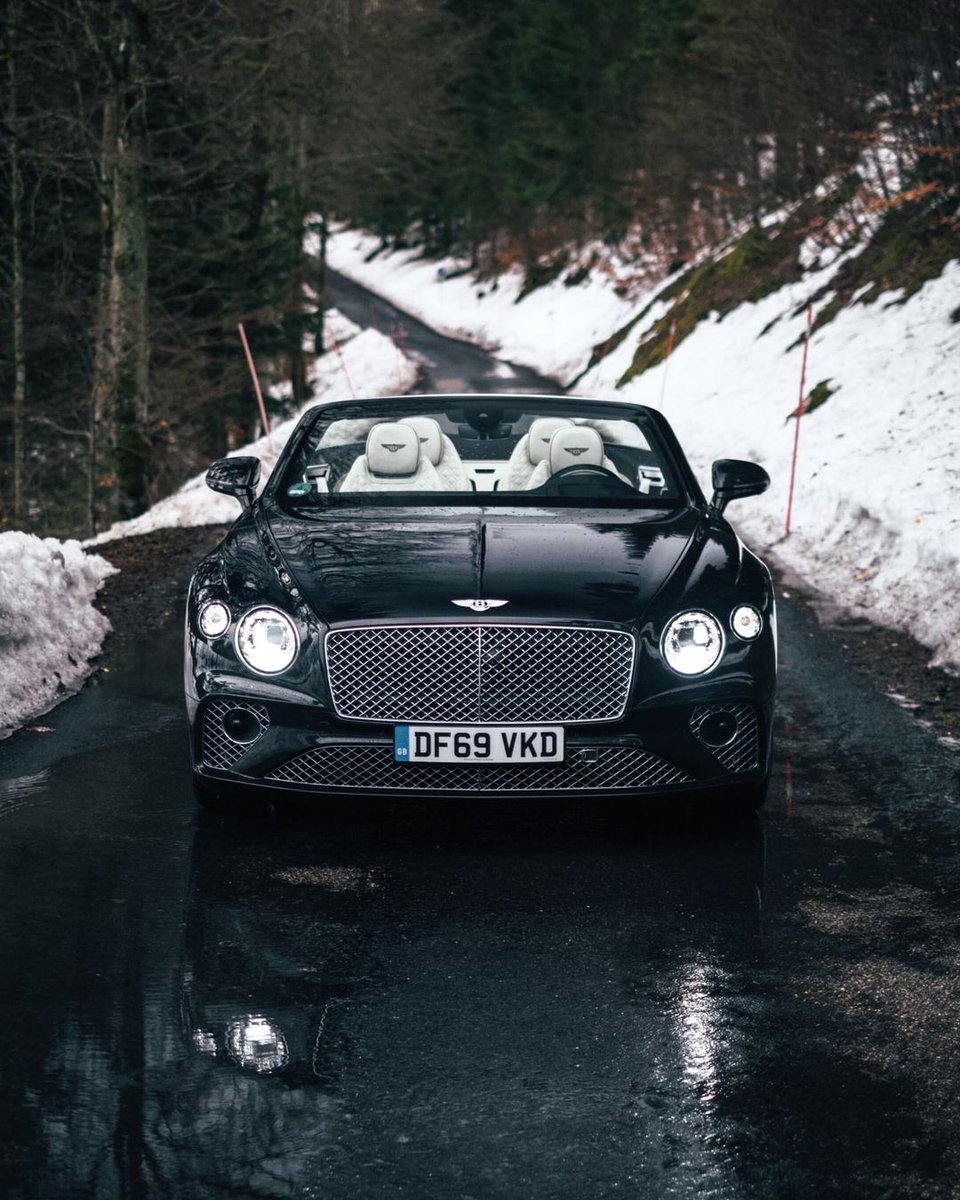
[542,463,635,498]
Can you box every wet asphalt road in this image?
[1,283,960,1199]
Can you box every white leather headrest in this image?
[366,423,420,476]
[401,417,443,466]
[549,426,604,473]
[527,417,573,465]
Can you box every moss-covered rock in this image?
[809,192,960,335]
[617,219,807,385]
[786,378,836,422]
[596,172,956,389]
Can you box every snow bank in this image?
[0,532,116,738]
[327,229,960,673]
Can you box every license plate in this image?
[394,724,564,764]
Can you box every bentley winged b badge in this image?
[451,599,510,613]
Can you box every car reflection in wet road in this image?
[174,803,765,1196]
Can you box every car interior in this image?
[280,402,677,504]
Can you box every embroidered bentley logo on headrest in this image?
[566,446,589,456]
[381,443,407,453]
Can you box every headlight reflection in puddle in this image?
[225,1015,289,1074]
[675,964,723,1106]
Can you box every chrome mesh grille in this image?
[201,699,269,770]
[690,703,759,773]
[324,624,635,723]
[265,743,689,793]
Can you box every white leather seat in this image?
[499,417,574,490]
[400,417,471,490]
[338,422,443,492]
[526,426,629,489]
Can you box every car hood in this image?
[266,506,704,625]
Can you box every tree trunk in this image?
[92,2,151,524]
[286,114,309,405]
[314,210,327,357]
[7,0,26,525]
[91,90,118,535]
[111,105,151,520]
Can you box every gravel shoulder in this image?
[89,525,960,749]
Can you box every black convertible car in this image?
[185,394,776,812]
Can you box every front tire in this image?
[193,775,236,811]
[726,775,769,817]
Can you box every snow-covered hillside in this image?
[325,225,960,673]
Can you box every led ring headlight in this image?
[661,610,725,676]
[235,606,299,675]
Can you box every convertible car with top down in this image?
[185,394,776,813]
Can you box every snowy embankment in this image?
[0,533,116,737]
[326,228,960,673]
[1,314,414,738]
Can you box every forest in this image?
[1,0,957,538]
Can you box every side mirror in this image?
[206,456,261,510]
[709,458,769,515]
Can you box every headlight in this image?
[731,605,762,640]
[198,600,230,639]
[235,606,299,675]
[661,611,724,676]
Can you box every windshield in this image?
[276,397,686,509]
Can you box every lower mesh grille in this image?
[265,743,691,793]
[690,703,759,773]
[201,699,269,770]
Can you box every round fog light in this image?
[698,711,739,747]
[222,707,262,745]
[731,605,762,640]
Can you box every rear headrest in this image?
[527,417,574,465]
[549,426,604,473]
[366,423,420,476]
[400,417,443,466]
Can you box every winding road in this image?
[0,277,958,1199]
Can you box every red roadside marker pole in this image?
[658,317,678,409]
[237,322,272,448]
[785,304,813,536]
[330,334,357,398]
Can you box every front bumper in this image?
[189,684,772,800]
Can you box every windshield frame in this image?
[265,394,705,514]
